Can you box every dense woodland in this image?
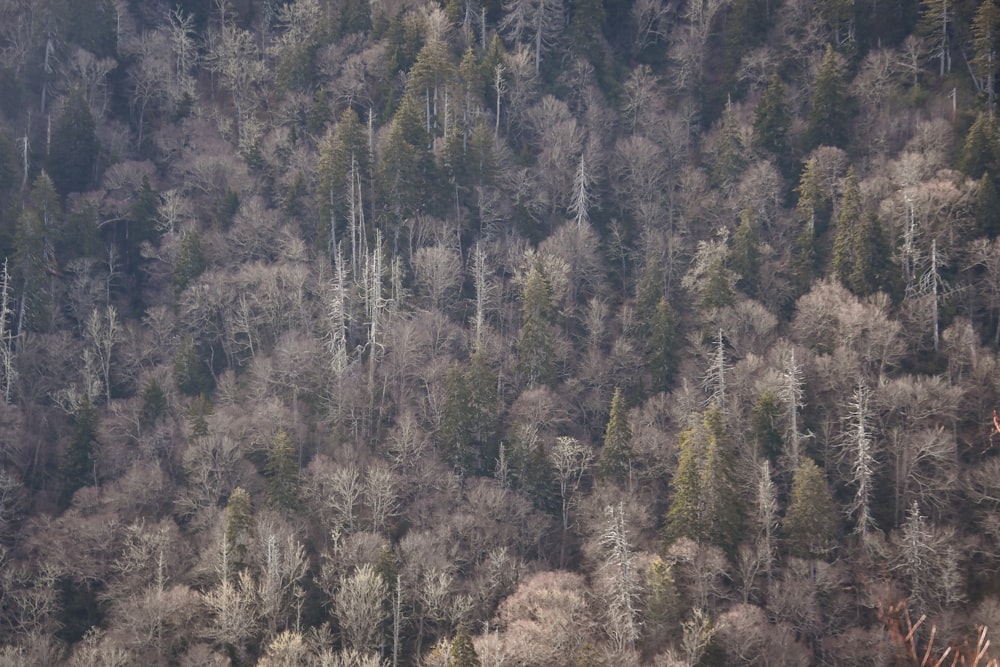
[8,0,1000,664]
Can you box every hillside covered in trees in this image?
[6,0,1000,664]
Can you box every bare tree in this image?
[550,436,593,566]
[599,503,641,655]
[335,564,389,654]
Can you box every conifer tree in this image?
[265,430,300,510]
[783,458,839,559]
[712,98,747,190]
[752,72,791,162]
[647,297,678,394]
[832,166,862,288]
[961,112,1000,179]
[664,407,743,554]
[972,0,1000,104]
[448,623,481,667]
[60,394,99,507]
[172,228,206,296]
[517,263,555,387]
[599,387,633,485]
[806,45,850,150]
[225,486,255,574]
[975,172,1000,237]
[317,109,371,258]
[139,378,168,430]
[730,208,760,298]
[750,391,783,462]
[47,88,99,196]
[919,0,952,77]
[440,351,499,475]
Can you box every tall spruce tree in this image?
[752,73,791,158]
[784,458,839,559]
[47,88,99,196]
[265,430,300,510]
[730,208,761,297]
[60,394,99,507]
[806,45,850,150]
[517,263,556,387]
[599,387,633,485]
[832,167,863,288]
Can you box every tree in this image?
[172,229,206,296]
[730,208,761,298]
[961,112,1000,179]
[646,297,679,394]
[47,88,99,196]
[845,382,879,543]
[806,45,850,150]
[598,387,633,485]
[60,394,99,507]
[14,173,62,333]
[500,0,565,74]
[784,459,839,559]
[265,430,299,511]
[831,167,863,290]
[972,0,1000,105]
[599,504,641,655]
[664,407,743,554]
[336,564,389,654]
[517,263,556,387]
[225,487,255,574]
[919,0,952,77]
[550,436,593,566]
[712,98,747,190]
[752,73,791,158]
[448,623,480,667]
[439,350,499,475]
[750,391,783,462]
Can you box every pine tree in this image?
[139,378,168,429]
[730,208,761,297]
[919,0,952,78]
[225,486,255,574]
[752,73,791,159]
[642,557,680,654]
[961,112,1000,179]
[265,430,300,510]
[172,228,206,296]
[848,210,885,296]
[440,351,499,475]
[664,407,743,555]
[599,387,633,485]
[972,0,1000,104]
[47,88,99,196]
[832,166,862,288]
[14,173,60,333]
[647,297,678,394]
[448,623,481,667]
[517,263,556,387]
[783,458,839,559]
[712,98,747,190]
[750,391,783,462]
[975,173,1000,237]
[379,94,439,226]
[60,394,99,507]
[806,45,850,150]
[316,109,370,257]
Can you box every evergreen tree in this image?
[848,210,886,296]
[378,94,439,225]
[752,73,790,158]
[47,88,99,196]
[172,229,206,296]
[751,390,783,462]
[642,557,680,654]
[225,486,255,574]
[599,387,633,484]
[174,335,214,397]
[188,393,213,439]
[730,208,761,298]
[448,623,481,667]
[265,430,300,510]
[712,98,747,190]
[783,458,839,559]
[316,108,370,257]
[961,112,1000,178]
[975,172,1000,237]
[139,378,168,429]
[440,351,499,475]
[517,264,556,387]
[664,407,743,555]
[919,0,952,77]
[647,297,678,394]
[832,166,862,288]
[806,45,850,150]
[60,394,99,507]
[972,0,1000,105]
[14,173,61,333]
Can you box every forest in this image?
[5,0,1000,664]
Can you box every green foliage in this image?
[730,208,761,298]
[14,173,62,332]
[139,379,168,428]
[784,458,839,559]
[973,0,1000,104]
[439,351,500,476]
[60,394,99,507]
[174,336,214,397]
[172,229,206,296]
[712,99,747,189]
[448,623,481,667]
[517,264,556,387]
[641,557,680,655]
[751,391,783,462]
[225,487,255,573]
[378,94,439,224]
[47,89,99,196]
[752,73,791,155]
[832,167,885,295]
[806,45,850,150]
[598,387,633,484]
[961,112,1000,178]
[265,430,300,510]
[647,297,679,394]
[188,394,213,439]
[664,407,744,555]
[975,172,1000,237]
[316,108,371,254]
